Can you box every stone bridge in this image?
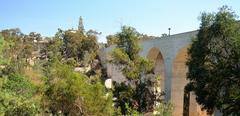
[100,30,210,116]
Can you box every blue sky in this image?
[1,0,240,43]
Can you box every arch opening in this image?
[147,48,165,92]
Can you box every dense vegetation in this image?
[186,6,240,115]
[0,22,171,115]
[0,27,114,115]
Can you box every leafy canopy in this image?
[111,26,165,114]
[186,6,240,115]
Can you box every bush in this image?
[0,89,40,116]
[2,74,36,97]
[44,62,113,115]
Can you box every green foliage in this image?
[0,35,4,53]
[106,35,119,47]
[57,28,106,79]
[0,29,37,74]
[111,26,162,114]
[44,60,113,115]
[2,74,36,97]
[0,73,40,116]
[154,102,173,116]
[113,82,135,114]
[186,6,240,115]
[0,91,40,116]
[115,26,141,61]
[0,20,174,115]
[62,29,99,66]
[0,22,111,115]
[111,26,154,80]
[82,79,114,115]
[0,29,43,115]
[40,30,64,62]
[125,103,143,116]
[0,35,8,65]
[112,48,130,65]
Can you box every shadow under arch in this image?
[147,47,165,92]
[171,46,207,116]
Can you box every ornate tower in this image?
[78,16,84,32]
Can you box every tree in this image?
[111,26,163,114]
[0,21,111,115]
[0,34,41,116]
[40,29,64,62]
[186,6,240,115]
[0,90,40,116]
[0,29,35,74]
[43,59,113,115]
[59,28,107,81]
[106,35,118,47]
[62,29,99,66]
[28,32,41,41]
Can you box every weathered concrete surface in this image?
[100,30,212,116]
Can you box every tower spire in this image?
[78,16,84,32]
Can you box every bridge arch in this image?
[147,47,165,91]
